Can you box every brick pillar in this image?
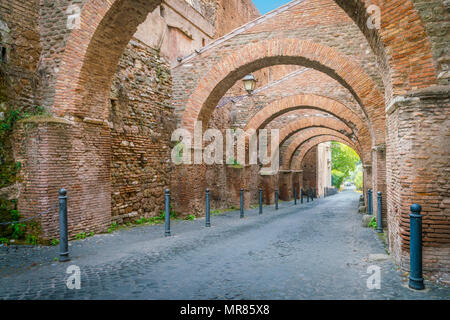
[260,171,279,205]
[13,118,112,240]
[386,86,450,277]
[363,164,372,209]
[296,170,304,191]
[279,171,293,201]
[372,144,387,228]
[171,147,207,216]
[225,165,254,210]
[292,170,302,198]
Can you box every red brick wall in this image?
[302,146,318,191]
[13,119,112,240]
[386,87,450,279]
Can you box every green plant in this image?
[26,234,38,245]
[88,231,94,237]
[0,237,9,245]
[11,222,26,240]
[75,232,86,240]
[186,214,195,221]
[368,216,377,229]
[107,222,119,233]
[0,105,46,242]
[51,239,60,246]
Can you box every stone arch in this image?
[291,135,359,171]
[180,39,385,146]
[280,128,363,170]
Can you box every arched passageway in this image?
[8,0,448,281]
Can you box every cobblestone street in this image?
[0,190,448,300]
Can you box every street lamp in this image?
[242,74,257,94]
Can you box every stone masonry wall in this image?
[109,39,175,223]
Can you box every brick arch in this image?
[243,94,372,158]
[181,39,385,146]
[334,0,437,99]
[291,135,359,171]
[269,116,364,169]
[281,128,364,170]
[279,117,354,146]
[53,0,163,119]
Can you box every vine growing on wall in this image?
[0,66,46,243]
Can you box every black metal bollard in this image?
[294,187,297,205]
[165,189,171,237]
[206,188,211,227]
[275,189,279,210]
[259,188,263,215]
[310,188,314,202]
[409,204,424,290]
[59,188,70,262]
[240,188,244,218]
[368,189,373,215]
[301,189,304,204]
[377,192,383,233]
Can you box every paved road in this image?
[0,190,449,300]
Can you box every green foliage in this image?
[353,168,363,191]
[172,141,185,164]
[331,142,361,189]
[0,237,9,245]
[331,169,346,190]
[75,232,87,240]
[368,216,377,229]
[227,157,243,168]
[26,234,38,245]
[51,239,60,246]
[0,105,47,244]
[109,206,181,234]
[107,222,119,233]
[186,214,196,221]
[11,222,26,240]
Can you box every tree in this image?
[331,142,361,189]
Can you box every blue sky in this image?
[252,0,291,14]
